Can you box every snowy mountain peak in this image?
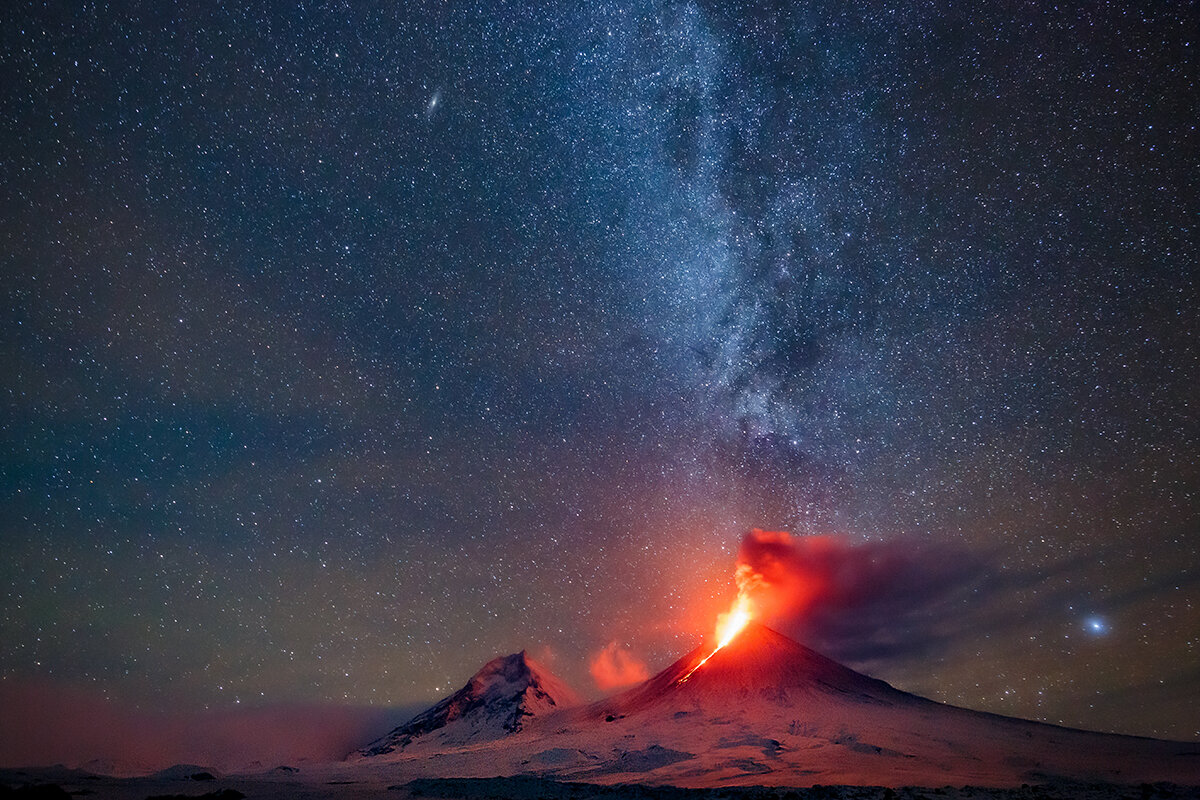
[359,651,580,756]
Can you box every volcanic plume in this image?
[729,529,987,664]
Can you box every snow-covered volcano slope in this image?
[358,624,1200,788]
[359,651,580,756]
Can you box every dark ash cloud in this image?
[736,529,989,668]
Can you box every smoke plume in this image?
[736,529,986,667]
[588,642,650,690]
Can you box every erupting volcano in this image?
[677,566,758,684]
[351,546,1200,790]
[356,622,1200,788]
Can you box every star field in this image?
[1,1,1197,744]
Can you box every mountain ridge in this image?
[360,650,580,756]
[356,624,1200,788]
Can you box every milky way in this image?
[2,1,1196,744]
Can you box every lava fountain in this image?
[677,564,761,684]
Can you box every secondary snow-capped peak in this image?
[360,651,580,756]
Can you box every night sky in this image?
[2,0,1197,749]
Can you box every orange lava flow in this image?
[676,592,753,684]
